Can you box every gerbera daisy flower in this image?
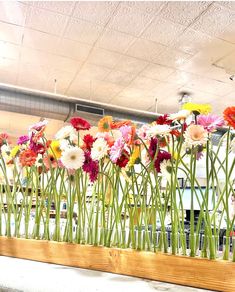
[61,146,85,170]
[197,114,224,132]
[10,145,20,158]
[110,138,124,163]
[82,152,99,182]
[70,117,91,131]
[17,135,29,145]
[146,123,171,137]
[43,154,58,169]
[91,138,109,161]
[169,109,191,121]
[29,120,48,131]
[82,134,96,151]
[49,140,62,159]
[19,149,37,167]
[160,159,172,180]
[184,124,208,147]
[116,150,129,168]
[0,133,10,147]
[111,120,131,129]
[154,150,171,172]
[55,125,76,140]
[223,106,235,129]
[98,116,113,132]
[182,103,212,115]
[128,146,140,167]
[157,114,172,125]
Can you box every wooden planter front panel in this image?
[0,237,234,292]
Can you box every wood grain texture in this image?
[0,237,234,291]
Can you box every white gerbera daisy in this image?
[169,109,191,121]
[91,138,109,160]
[55,125,76,140]
[61,147,84,170]
[160,159,172,181]
[184,124,207,147]
[35,154,43,167]
[146,124,171,137]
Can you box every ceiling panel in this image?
[0,21,24,45]
[191,3,235,37]
[73,1,118,26]
[64,17,103,44]
[96,28,136,54]
[141,16,187,46]
[26,6,69,36]
[32,1,75,15]
[107,2,156,37]
[140,64,174,81]
[159,1,211,26]
[127,38,166,62]
[0,1,235,116]
[0,1,28,26]
[87,47,122,69]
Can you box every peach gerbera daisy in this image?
[184,124,208,147]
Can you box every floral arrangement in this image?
[0,103,235,261]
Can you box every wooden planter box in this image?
[0,237,234,291]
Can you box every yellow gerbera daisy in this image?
[49,140,62,159]
[182,102,212,115]
[10,145,20,158]
[128,146,140,167]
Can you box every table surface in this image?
[0,256,214,292]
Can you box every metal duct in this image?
[0,83,160,124]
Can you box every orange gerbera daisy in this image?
[98,116,113,132]
[19,149,37,167]
[111,120,131,129]
[223,106,235,129]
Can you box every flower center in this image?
[70,155,76,160]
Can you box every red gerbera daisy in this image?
[70,117,91,131]
[223,106,235,129]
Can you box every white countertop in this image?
[0,256,213,292]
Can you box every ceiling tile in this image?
[159,1,211,26]
[0,21,24,45]
[129,76,159,91]
[76,63,111,81]
[26,6,69,36]
[48,55,82,74]
[87,47,122,69]
[154,48,192,68]
[141,16,186,46]
[218,1,235,11]
[20,47,52,67]
[184,77,234,96]
[32,1,75,15]
[0,68,18,85]
[140,63,174,81]
[17,62,49,90]
[64,17,103,45]
[117,86,151,99]
[104,70,136,86]
[0,57,18,73]
[203,64,232,83]
[96,29,136,54]
[90,81,124,103]
[0,1,28,26]
[172,29,213,55]
[23,28,60,53]
[127,38,166,62]
[165,70,196,86]
[123,1,166,15]
[44,69,75,94]
[114,55,148,74]
[107,3,155,37]
[73,1,118,26]
[191,3,235,37]
[67,78,100,99]
[57,38,92,61]
[149,81,181,99]
[111,94,155,111]
[0,41,20,60]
